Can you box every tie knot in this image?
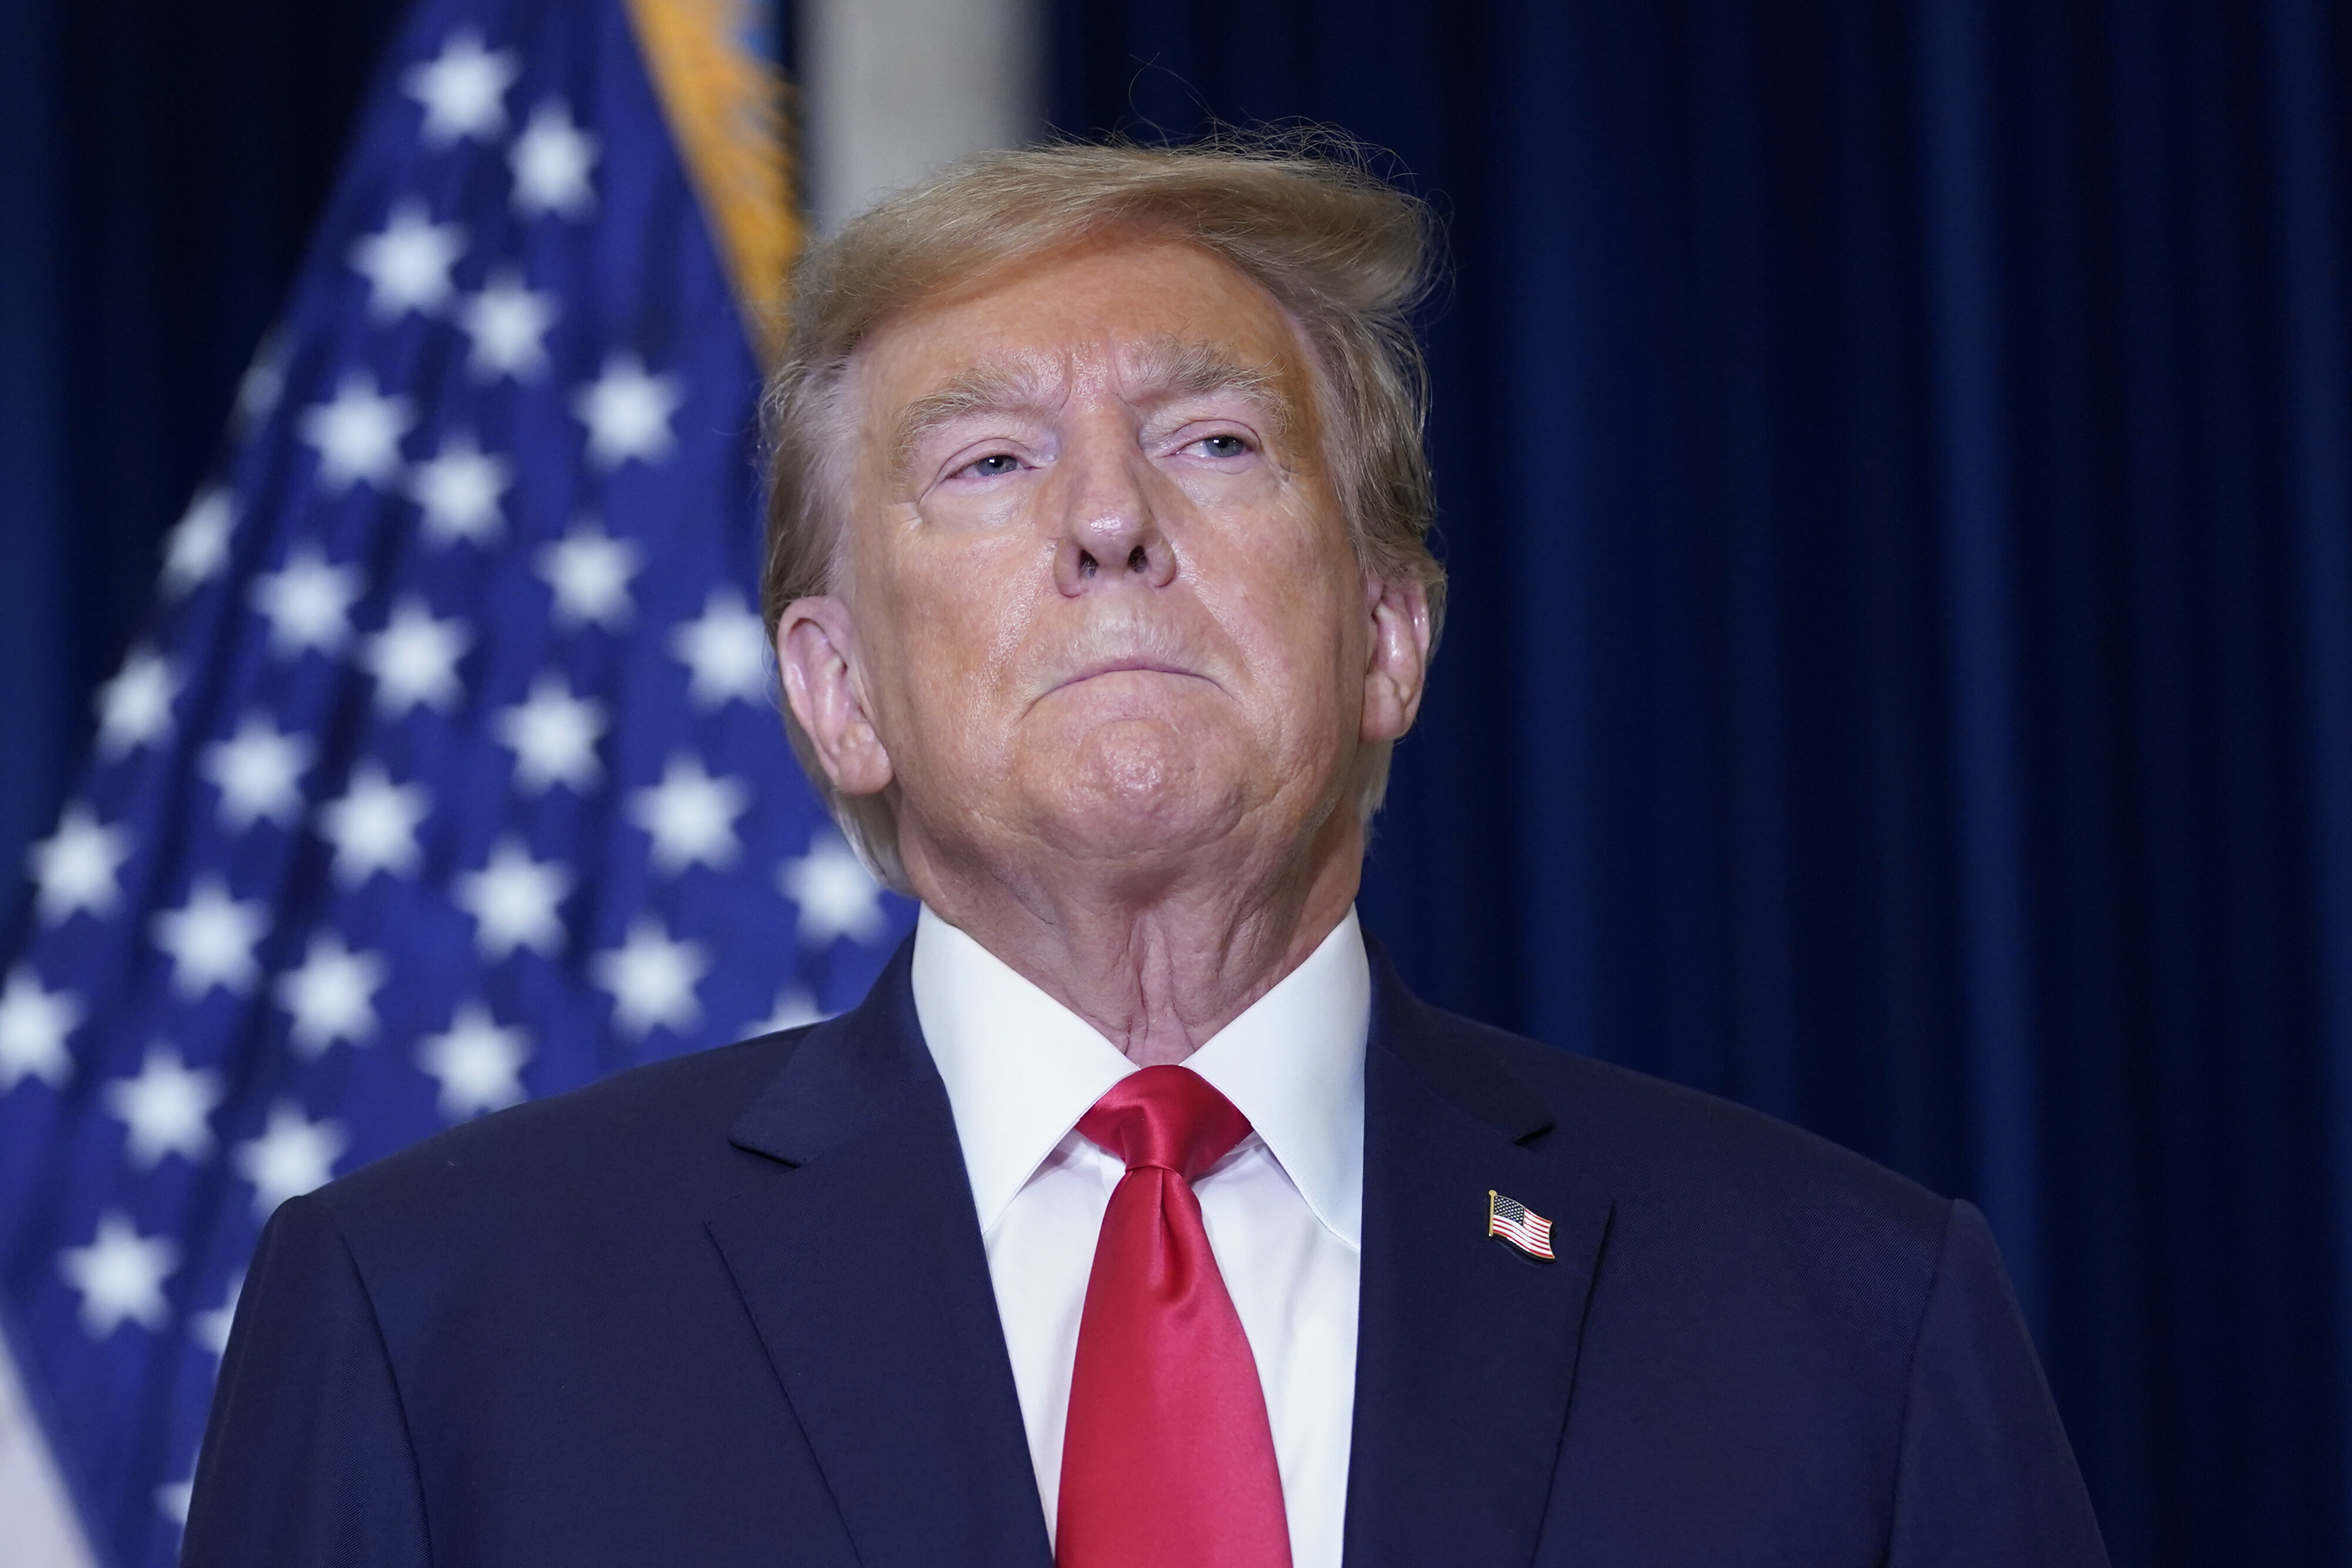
[1076,1065,1252,1182]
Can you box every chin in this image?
[1025,719,1253,867]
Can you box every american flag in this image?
[0,2,910,1563]
[1487,1190,1556,1261]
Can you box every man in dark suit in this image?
[186,142,2108,1567]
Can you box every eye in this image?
[957,452,1024,479]
[1190,433,1252,459]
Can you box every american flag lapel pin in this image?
[1487,1189,1557,1263]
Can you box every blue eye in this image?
[1197,435,1249,459]
[964,453,1021,477]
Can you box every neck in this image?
[900,810,1363,1066]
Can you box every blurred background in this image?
[4,0,2350,1563]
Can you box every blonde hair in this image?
[759,134,1445,889]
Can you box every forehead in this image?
[850,236,1315,414]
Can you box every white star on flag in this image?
[201,712,314,830]
[103,1045,223,1168]
[0,967,80,1092]
[250,545,362,658]
[408,431,512,546]
[537,518,642,628]
[58,1212,179,1337]
[510,99,599,218]
[362,598,472,714]
[95,645,179,758]
[152,879,268,999]
[276,934,388,1058]
[319,763,431,885]
[590,916,710,1038]
[630,753,750,873]
[494,672,609,794]
[418,1002,532,1120]
[232,1102,349,1217]
[455,838,573,960]
[460,269,558,380]
[162,487,235,597]
[192,1271,244,1362]
[669,589,771,707]
[233,326,290,434]
[349,200,467,319]
[749,986,826,1035]
[572,352,681,469]
[300,371,416,491]
[779,832,890,947]
[28,802,132,924]
[402,27,519,145]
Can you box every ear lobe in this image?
[776,598,895,795]
[1360,575,1432,745]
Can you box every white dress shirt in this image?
[911,904,1367,1568]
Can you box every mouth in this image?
[1036,657,1218,706]
[1062,657,1193,684]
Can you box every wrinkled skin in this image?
[776,235,1431,1065]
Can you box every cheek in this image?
[1194,508,1364,688]
[867,528,1051,737]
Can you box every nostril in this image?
[1078,549,1099,577]
[1127,546,1148,573]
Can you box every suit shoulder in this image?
[312,1027,814,1230]
[1420,1003,1953,1255]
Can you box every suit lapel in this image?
[706,945,1053,1568]
[1343,952,1614,1568]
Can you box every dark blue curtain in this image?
[1051,1,2352,1564]
[0,0,412,895]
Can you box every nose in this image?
[1051,442,1179,597]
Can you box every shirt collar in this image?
[910,904,1369,1250]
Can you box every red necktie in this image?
[1055,1065,1293,1568]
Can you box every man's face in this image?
[783,235,1425,893]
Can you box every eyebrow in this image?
[888,362,1051,483]
[886,337,1301,485]
[1135,338,1291,420]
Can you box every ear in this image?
[776,597,895,796]
[1360,572,1432,744]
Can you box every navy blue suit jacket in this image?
[184,941,2108,1566]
